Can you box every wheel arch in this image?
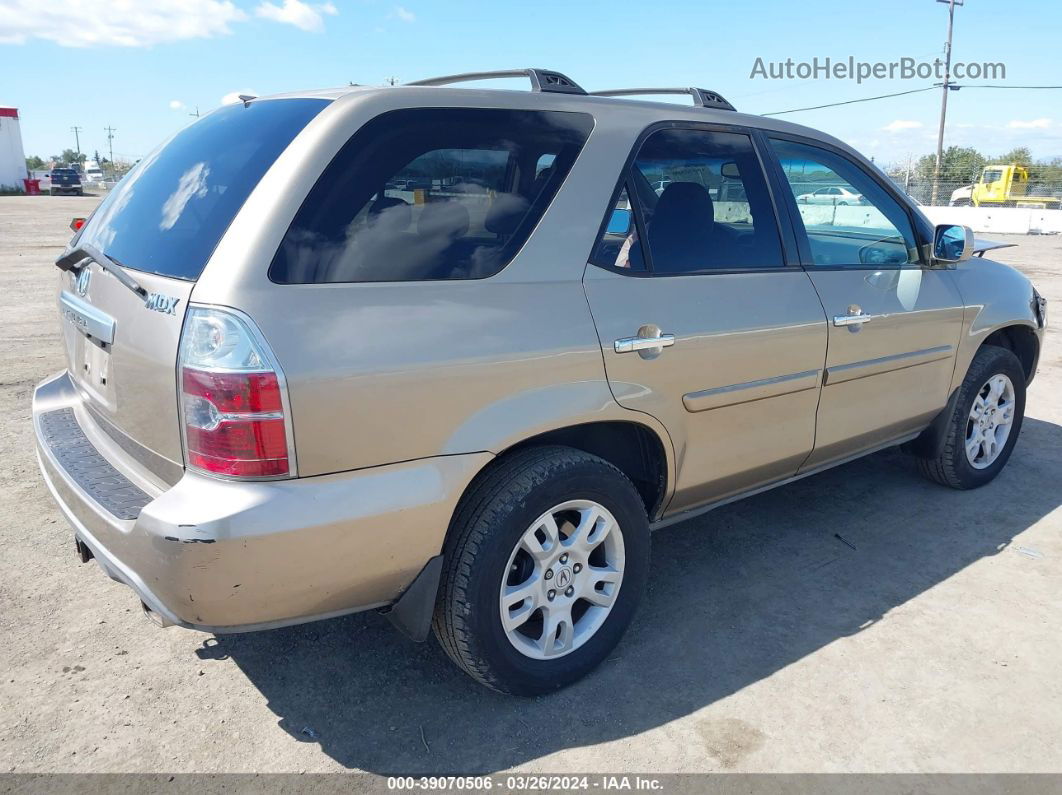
[981,324,1040,385]
[440,380,676,521]
[908,324,1037,460]
[502,421,671,519]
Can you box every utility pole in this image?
[385,76,399,86]
[104,126,116,173]
[931,0,962,206]
[71,125,83,161]
[189,106,200,118]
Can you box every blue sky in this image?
[2,0,1060,167]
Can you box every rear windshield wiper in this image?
[56,243,147,299]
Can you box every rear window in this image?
[78,98,328,281]
[269,107,594,284]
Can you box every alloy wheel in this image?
[499,500,625,660]
[965,373,1016,469]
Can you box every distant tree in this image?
[93,149,101,165]
[915,146,986,184]
[25,155,45,170]
[58,149,86,166]
[993,147,1032,167]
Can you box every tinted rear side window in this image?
[269,108,594,284]
[78,98,328,281]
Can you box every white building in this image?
[0,106,28,190]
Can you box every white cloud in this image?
[0,0,246,47]
[882,120,923,133]
[254,0,337,32]
[1007,118,1052,130]
[394,5,415,22]
[221,91,258,105]
[168,100,185,111]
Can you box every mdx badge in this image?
[144,293,181,315]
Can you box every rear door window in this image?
[269,108,594,283]
[592,127,784,273]
[77,98,328,281]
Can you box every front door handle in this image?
[833,312,875,327]
[614,333,676,353]
[833,304,888,327]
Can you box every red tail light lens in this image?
[179,308,294,479]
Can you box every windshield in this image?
[78,98,328,281]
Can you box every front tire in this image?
[918,345,1026,489]
[433,446,650,695]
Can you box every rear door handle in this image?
[614,333,676,353]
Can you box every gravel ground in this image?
[0,195,1060,775]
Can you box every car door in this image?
[583,125,828,513]
[765,135,965,469]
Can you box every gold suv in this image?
[34,70,1046,694]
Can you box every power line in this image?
[956,84,1062,89]
[762,83,1062,117]
[762,86,938,116]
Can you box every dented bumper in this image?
[33,370,490,632]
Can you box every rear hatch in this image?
[57,98,328,484]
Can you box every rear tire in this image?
[433,446,650,695]
[918,345,1026,489]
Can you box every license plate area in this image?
[74,333,116,408]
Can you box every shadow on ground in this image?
[197,418,1062,774]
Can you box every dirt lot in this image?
[1,195,1060,775]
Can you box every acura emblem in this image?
[75,267,91,297]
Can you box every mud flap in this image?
[903,387,961,459]
[383,555,443,642]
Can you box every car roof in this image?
[247,77,887,185]
[260,83,846,148]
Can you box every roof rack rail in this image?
[406,68,586,95]
[589,87,736,112]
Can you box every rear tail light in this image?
[178,306,295,478]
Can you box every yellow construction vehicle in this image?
[950,164,1061,209]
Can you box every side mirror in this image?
[720,162,741,179]
[932,224,974,264]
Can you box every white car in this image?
[796,186,862,205]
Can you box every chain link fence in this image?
[883,167,1062,208]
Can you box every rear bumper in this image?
[33,370,490,632]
